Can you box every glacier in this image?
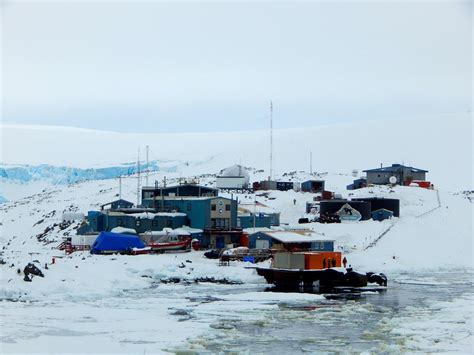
[0,160,173,185]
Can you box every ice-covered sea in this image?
[1,262,472,354]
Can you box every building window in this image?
[225,204,231,211]
[187,203,192,211]
[211,204,216,211]
[211,218,229,228]
[135,219,141,227]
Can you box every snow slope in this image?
[0,168,472,353]
[1,113,472,190]
[0,115,472,353]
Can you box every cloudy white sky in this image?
[1,1,472,133]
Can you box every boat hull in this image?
[256,267,368,289]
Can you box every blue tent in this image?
[90,231,145,254]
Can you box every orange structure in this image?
[302,251,342,270]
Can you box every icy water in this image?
[174,271,473,354]
[1,271,473,354]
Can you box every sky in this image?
[1,0,472,133]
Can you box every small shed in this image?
[371,208,394,221]
[301,180,325,193]
[347,178,366,190]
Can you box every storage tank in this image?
[352,197,400,217]
[319,200,372,220]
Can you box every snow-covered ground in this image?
[0,114,472,353]
[1,167,472,353]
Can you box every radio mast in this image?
[269,101,273,181]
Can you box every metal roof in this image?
[363,164,428,173]
[100,199,133,208]
[257,231,335,243]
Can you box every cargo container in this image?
[301,180,325,193]
[273,252,305,269]
[301,251,342,270]
[276,181,294,191]
[71,234,98,247]
[410,180,431,189]
[352,197,400,217]
[321,190,333,200]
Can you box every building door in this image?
[216,236,225,248]
[256,240,270,249]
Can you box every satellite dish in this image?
[389,176,397,184]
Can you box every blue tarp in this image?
[91,231,145,254]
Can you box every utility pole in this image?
[145,145,149,187]
[269,100,273,181]
[253,194,256,231]
[137,148,141,207]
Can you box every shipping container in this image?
[71,234,98,247]
[302,251,342,270]
[239,234,249,247]
[273,252,305,269]
[352,197,400,217]
[411,180,431,188]
[321,190,333,200]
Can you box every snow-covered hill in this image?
[0,116,472,353]
[1,169,471,273]
[1,113,472,191]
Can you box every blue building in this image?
[237,202,280,229]
[238,214,272,229]
[248,231,334,251]
[371,208,394,221]
[301,180,325,193]
[141,196,238,230]
[346,178,367,190]
[77,210,188,234]
[363,164,428,185]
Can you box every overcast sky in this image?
[1,1,472,133]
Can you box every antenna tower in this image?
[269,100,273,180]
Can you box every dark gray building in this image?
[141,183,218,201]
[363,164,428,185]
